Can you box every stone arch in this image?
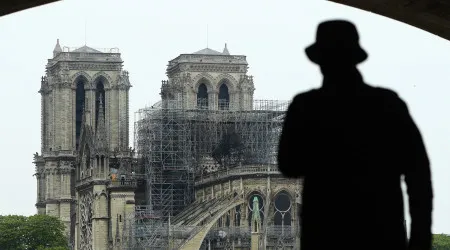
[218,82,230,110]
[71,71,92,89]
[192,73,215,93]
[179,199,245,250]
[193,74,214,109]
[246,190,265,202]
[94,190,108,199]
[92,71,113,89]
[246,191,265,228]
[214,73,238,92]
[74,74,91,150]
[273,188,294,201]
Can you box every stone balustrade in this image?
[195,165,281,186]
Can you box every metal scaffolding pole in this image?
[124,98,289,249]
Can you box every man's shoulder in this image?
[292,89,320,102]
[291,86,403,102]
[369,86,399,98]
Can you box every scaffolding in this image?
[125,98,288,249]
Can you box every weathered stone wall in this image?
[110,191,135,244]
[36,46,133,250]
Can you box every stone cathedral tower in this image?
[161,44,255,111]
[33,40,135,250]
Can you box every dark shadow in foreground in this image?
[277,20,433,250]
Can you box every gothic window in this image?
[100,156,105,174]
[274,191,292,236]
[247,192,264,228]
[95,80,105,128]
[75,77,86,150]
[225,211,230,227]
[234,205,241,226]
[197,83,208,109]
[218,82,230,110]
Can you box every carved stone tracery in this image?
[79,191,93,250]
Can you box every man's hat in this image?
[305,20,368,65]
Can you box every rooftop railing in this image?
[195,165,281,186]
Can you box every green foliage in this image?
[0,214,68,250]
[37,247,68,250]
[0,215,28,250]
[433,234,450,250]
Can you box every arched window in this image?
[225,212,230,227]
[100,155,105,174]
[274,191,292,236]
[95,80,105,127]
[197,83,208,109]
[234,205,241,226]
[218,82,229,110]
[75,77,86,150]
[247,192,264,228]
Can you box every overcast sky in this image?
[0,0,448,234]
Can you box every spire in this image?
[222,43,230,55]
[53,39,62,57]
[78,100,87,150]
[96,94,108,152]
[251,196,261,232]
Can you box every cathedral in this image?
[34,40,301,250]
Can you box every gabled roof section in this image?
[73,45,103,53]
[193,48,224,55]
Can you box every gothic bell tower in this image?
[162,43,255,111]
[33,39,133,248]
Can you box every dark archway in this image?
[75,77,87,150]
[218,83,229,110]
[197,83,208,109]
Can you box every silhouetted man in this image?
[278,20,433,250]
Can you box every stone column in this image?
[74,192,80,250]
[208,90,218,110]
[118,87,129,151]
[92,185,109,250]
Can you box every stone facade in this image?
[34,40,134,250]
[161,45,255,111]
[176,165,302,250]
[122,46,295,250]
[35,42,294,250]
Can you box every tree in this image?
[0,214,68,250]
[433,234,450,250]
[0,215,27,250]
